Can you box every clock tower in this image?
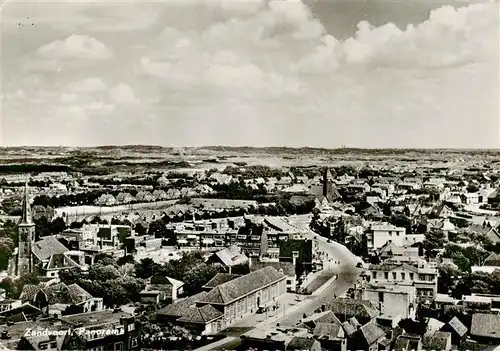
[17,181,35,276]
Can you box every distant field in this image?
[0,146,498,175]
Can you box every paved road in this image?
[274,215,363,326]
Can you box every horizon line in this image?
[0,145,499,151]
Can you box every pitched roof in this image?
[198,267,285,305]
[286,336,317,351]
[341,321,356,336]
[423,331,451,350]
[157,292,207,317]
[67,284,93,304]
[468,224,496,235]
[356,322,385,346]
[393,334,421,351]
[32,236,68,261]
[313,323,342,339]
[202,273,241,290]
[214,246,249,267]
[176,304,223,324]
[45,253,80,270]
[470,313,500,340]
[19,284,43,302]
[300,310,341,329]
[327,298,379,321]
[369,262,419,273]
[249,261,295,277]
[20,283,92,305]
[484,253,500,267]
[446,316,468,337]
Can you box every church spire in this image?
[21,179,32,224]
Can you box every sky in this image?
[1,0,499,148]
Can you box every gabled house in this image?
[207,245,249,272]
[148,274,184,303]
[393,334,422,351]
[135,191,153,202]
[326,298,379,325]
[116,192,135,204]
[152,190,168,201]
[423,331,452,351]
[440,316,467,346]
[466,224,500,244]
[19,282,103,315]
[32,236,85,278]
[348,321,386,351]
[94,194,116,206]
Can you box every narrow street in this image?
[277,215,363,326]
[196,214,363,350]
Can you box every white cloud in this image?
[36,35,113,60]
[2,0,499,147]
[110,83,137,104]
[70,78,107,93]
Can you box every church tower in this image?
[17,181,36,276]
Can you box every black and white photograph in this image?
[0,0,499,350]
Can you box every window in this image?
[286,280,292,284]
[384,272,389,280]
[409,273,414,280]
[114,342,123,351]
[401,273,405,280]
[392,272,397,280]
[372,272,377,279]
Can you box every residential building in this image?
[94,194,116,206]
[326,298,379,325]
[393,334,422,351]
[148,274,184,303]
[440,316,468,346]
[196,267,286,332]
[367,262,438,300]
[423,331,452,351]
[366,223,406,250]
[360,284,416,321]
[207,245,249,272]
[19,282,103,315]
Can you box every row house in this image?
[367,262,438,300]
[95,194,116,206]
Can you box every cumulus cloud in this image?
[110,83,137,104]
[2,0,498,147]
[70,78,107,93]
[36,35,113,60]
